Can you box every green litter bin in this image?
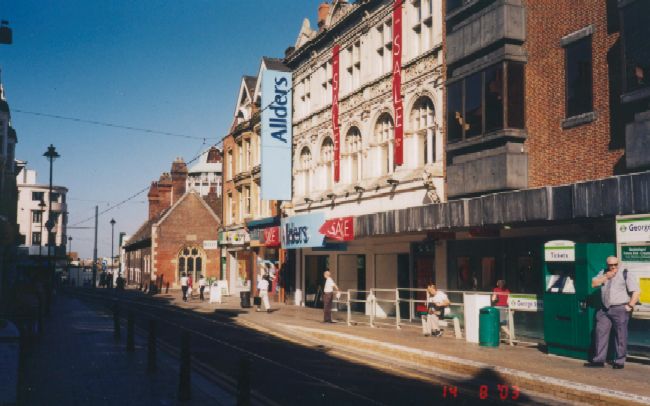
[479,306,500,347]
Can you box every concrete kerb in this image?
[273,325,650,406]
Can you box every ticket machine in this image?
[543,241,614,360]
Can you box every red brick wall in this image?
[525,0,623,187]
[153,193,221,286]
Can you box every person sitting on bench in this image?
[422,284,450,337]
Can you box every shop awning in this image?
[246,216,280,229]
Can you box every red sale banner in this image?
[319,217,354,241]
[332,44,341,182]
[392,0,403,166]
[263,226,280,247]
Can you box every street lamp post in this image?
[43,144,60,312]
[110,218,116,280]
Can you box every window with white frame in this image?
[243,185,251,218]
[374,113,394,176]
[411,0,434,58]
[300,75,311,117]
[345,41,361,93]
[320,62,332,108]
[320,137,334,191]
[345,127,363,184]
[410,96,435,165]
[299,146,312,196]
[376,19,393,77]
[237,142,243,173]
[226,192,233,223]
[238,188,244,222]
[226,149,233,180]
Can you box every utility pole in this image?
[92,205,98,288]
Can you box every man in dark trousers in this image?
[322,270,339,323]
[585,256,641,369]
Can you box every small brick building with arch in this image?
[124,158,221,289]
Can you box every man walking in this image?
[323,270,339,323]
[585,256,641,369]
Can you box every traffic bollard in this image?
[147,319,157,373]
[126,310,135,352]
[237,357,251,406]
[113,303,121,341]
[165,282,170,294]
[178,330,191,401]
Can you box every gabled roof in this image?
[155,190,221,227]
[124,208,169,250]
[231,75,256,131]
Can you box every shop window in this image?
[447,62,526,144]
[565,36,593,117]
[465,72,483,138]
[507,62,525,128]
[485,64,504,132]
[447,81,463,143]
[481,257,496,291]
[456,257,474,290]
[621,0,650,93]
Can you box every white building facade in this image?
[186,146,223,197]
[285,0,446,309]
[16,168,68,256]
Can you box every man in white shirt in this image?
[256,273,271,312]
[323,270,339,323]
[180,273,189,302]
[198,275,207,301]
[422,284,450,337]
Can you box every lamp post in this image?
[43,144,60,314]
[110,218,116,277]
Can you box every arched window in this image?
[299,147,312,196]
[177,246,205,282]
[374,113,394,176]
[345,127,363,183]
[410,97,435,165]
[320,137,334,190]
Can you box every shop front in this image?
[248,217,284,302]
[219,229,251,294]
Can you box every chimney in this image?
[147,182,160,220]
[170,157,188,204]
[157,172,173,211]
[318,2,330,31]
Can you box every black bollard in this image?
[37,297,44,336]
[147,319,157,373]
[165,282,170,294]
[178,330,191,401]
[237,357,251,406]
[126,310,135,352]
[113,303,121,341]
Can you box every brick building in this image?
[124,158,221,289]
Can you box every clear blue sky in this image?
[1,0,324,258]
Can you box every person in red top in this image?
[491,280,510,307]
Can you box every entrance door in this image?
[304,255,328,308]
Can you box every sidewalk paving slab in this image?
[18,293,234,406]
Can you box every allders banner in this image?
[261,68,292,200]
[332,44,341,182]
[392,0,403,166]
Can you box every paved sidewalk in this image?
[158,289,650,405]
[18,293,233,406]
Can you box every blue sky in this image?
[1,0,324,258]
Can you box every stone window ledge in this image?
[561,111,597,129]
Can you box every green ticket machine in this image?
[543,241,615,360]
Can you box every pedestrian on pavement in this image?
[422,284,450,337]
[188,275,194,301]
[180,272,189,302]
[256,272,271,312]
[198,275,207,301]
[585,256,641,369]
[491,279,510,307]
[323,270,339,323]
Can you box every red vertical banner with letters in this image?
[332,44,341,182]
[392,0,403,166]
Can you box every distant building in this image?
[16,168,68,258]
[186,146,223,197]
[124,158,222,289]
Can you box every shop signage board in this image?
[202,240,219,250]
[544,240,575,262]
[319,217,354,241]
[261,67,292,200]
[616,215,650,309]
[263,226,281,247]
[219,230,249,246]
[281,213,326,249]
[508,294,543,312]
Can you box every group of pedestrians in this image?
[179,273,207,302]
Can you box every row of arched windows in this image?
[295,96,437,197]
